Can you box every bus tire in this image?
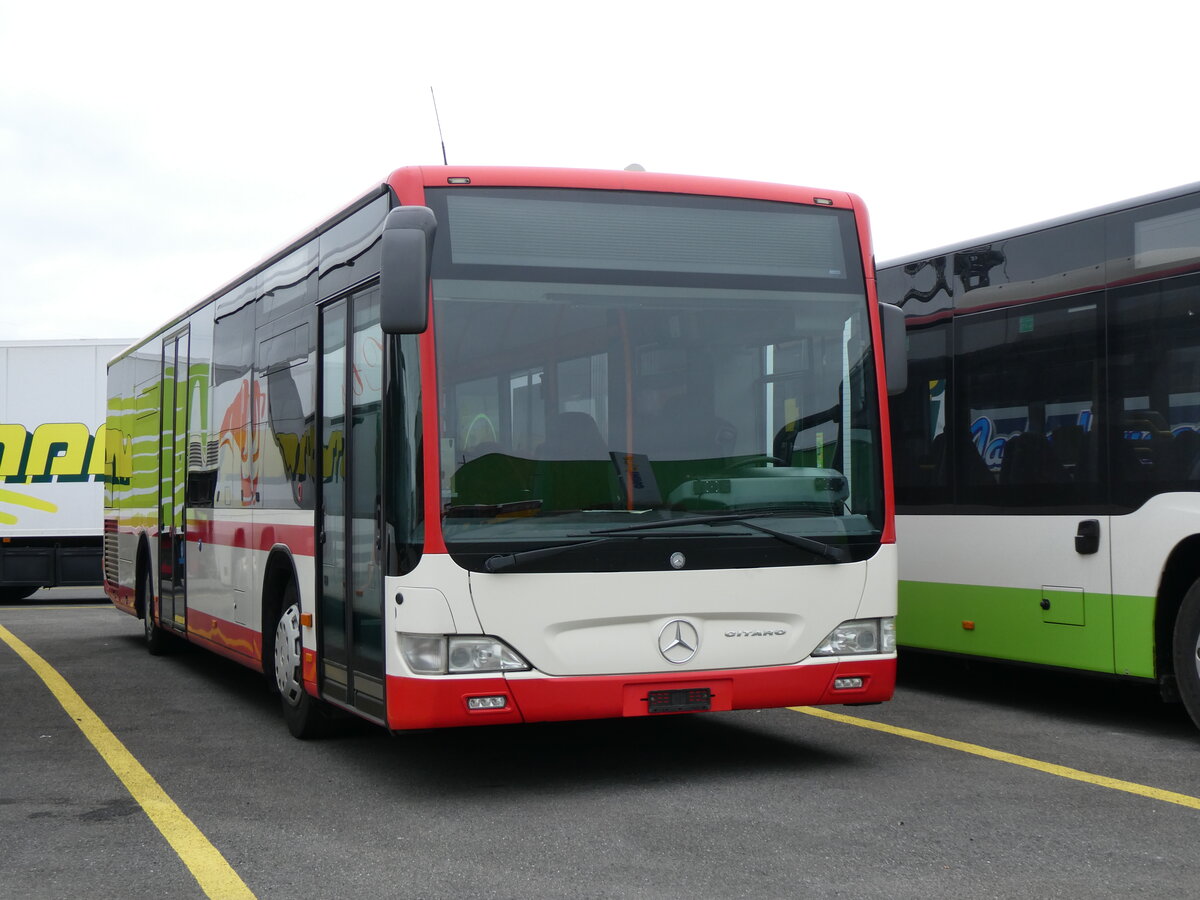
[273,580,331,739]
[1173,579,1200,731]
[139,563,172,656]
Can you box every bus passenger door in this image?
[158,330,190,634]
[935,296,1114,673]
[317,286,386,721]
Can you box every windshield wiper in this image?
[585,512,851,563]
[485,512,851,572]
[484,538,613,573]
[484,521,739,573]
[723,519,850,563]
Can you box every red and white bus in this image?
[103,166,904,737]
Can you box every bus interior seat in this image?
[952,431,996,486]
[1172,428,1200,480]
[999,432,1069,485]
[1050,424,1087,480]
[893,426,934,486]
[703,415,737,460]
[540,412,609,461]
[451,445,534,508]
[1120,411,1172,480]
[537,412,619,510]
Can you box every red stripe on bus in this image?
[418,305,448,554]
[854,191,897,547]
[186,518,316,556]
[387,169,447,555]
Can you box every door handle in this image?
[1075,519,1100,555]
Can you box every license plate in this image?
[646,688,712,713]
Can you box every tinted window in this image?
[952,219,1105,311]
[257,242,317,326]
[212,303,255,508]
[256,316,316,511]
[954,294,1105,509]
[1109,272,1200,509]
[385,330,423,575]
[319,193,389,300]
[879,255,953,319]
[1107,190,1200,284]
[889,321,951,507]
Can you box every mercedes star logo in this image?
[658,618,700,664]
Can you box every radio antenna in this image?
[430,86,448,165]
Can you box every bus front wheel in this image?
[1173,579,1200,731]
[273,582,331,739]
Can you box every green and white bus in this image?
[878,182,1200,729]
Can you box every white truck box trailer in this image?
[0,339,130,601]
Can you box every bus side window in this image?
[889,322,952,507]
[998,432,1068,487]
[1110,272,1200,505]
[955,295,1103,509]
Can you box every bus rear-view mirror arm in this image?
[879,302,908,396]
[380,206,437,334]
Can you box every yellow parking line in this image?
[0,623,255,899]
[793,706,1200,810]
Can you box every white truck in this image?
[0,339,129,601]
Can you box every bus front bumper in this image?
[383,656,895,731]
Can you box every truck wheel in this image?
[273,581,330,738]
[140,565,172,656]
[1173,579,1200,731]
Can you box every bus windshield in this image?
[427,187,883,570]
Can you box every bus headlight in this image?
[811,617,896,657]
[399,634,531,675]
[448,636,530,673]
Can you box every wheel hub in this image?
[275,604,304,706]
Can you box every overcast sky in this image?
[2,0,1196,342]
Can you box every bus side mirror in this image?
[380,206,437,334]
[879,302,908,396]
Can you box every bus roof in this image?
[879,180,1200,270]
[113,166,868,364]
[387,164,860,208]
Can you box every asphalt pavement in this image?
[2,589,1198,899]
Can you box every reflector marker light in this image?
[467,696,508,710]
[814,198,834,206]
[447,176,471,184]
